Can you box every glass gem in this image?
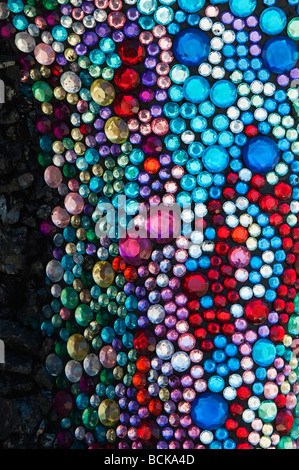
[243,136,280,174]
[183,76,210,104]
[262,36,299,74]
[229,0,256,18]
[173,28,210,67]
[252,339,276,367]
[191,392,229,430]
[90,79,116,106]
[178,0,205,13]
[202,145,229,173]
[92,261,115,287]
[67,334,89,361]
[259,7,287,35]
[98,399,120,426]
[210,80,237,108]
[104,117,129,144]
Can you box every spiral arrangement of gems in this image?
[2,0,299,450]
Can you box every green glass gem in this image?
[52,314,62,328]
[100,369,114,385]
[32,81,53,102]
[63,163,77,178]
[75,304,93,327]
[288,314,299,335]
[38,152,52,167]
[258,400,277,423]
[277,436,294,449]
[294,293,299,313]
[82,407,99,430]
[61,287,79,309]
[66,318,80,334]
[42,0,58,8]
[55,342,68,358]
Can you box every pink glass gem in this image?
[51,206,70,228]
[119,236,152,266]
[64,192,84,215]
[99,345,117,368]
[34,43,55,65]
[44,165,63,188]
[228,246,251,268]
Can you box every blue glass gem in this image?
[259,7,287,35]
[262,36,299,73]
[183,76,210,103]
[173,28,210,67]
[229,0,256,17]
[202,145,229,173]
[243,136,280,173]
[191,392,229,430]
[210,80,237,108]
[178,0,205,13]
[252,339,276,367]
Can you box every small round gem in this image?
[178,0,205,13]
[90,79,116,106]
[92,261,115,288]
[104,117,129,144]
[210,80,237,108]
[182,272,209,298]
[67,334,89,361]
[183,76,210,104]
[252,339,276,367]
[114,66,140,91]
[173,28,210,67]
[118,39,145,65]
[98,399,120,426]
[244,299,269,324]
[119,236,152,266]
[202,145,229,173]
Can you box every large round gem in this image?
[191,392,229,430]
[244,299,269,324]
[229,0,256,17]
[228,246,251,268]
[118,39,145,65]
[114,93,139,118]
[243,136,280,173]
[137,420,160,447]
[90,78,115,106]
[133,329,156,355]
[114,65,140,91]
[67,334,89,361]
[119,236,152,266]
[210,80,237,108]
[178,0,205,13]
[252,339,276,367]
[34,43,55,65]
[173,28,210,67]
[202,145,229,173]
[183,76,210,104]
[182,272,209,299]
[275,410,294,435]
[259,7,287,35]
[104,117,129,144]
[146,207,180,243]
[262,36,299,73]
[258,400,277,423]
[92,261,115,287]
[98,399,120,426]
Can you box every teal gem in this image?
[183,76,210,104]
[210,80,237,108]
[202,145,229,173]
[259,7,287,35]
[252,339,276,367]
[229,0,256,17]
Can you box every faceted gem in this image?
[173,28,210,67]
[137,420,160,447]
[61,287,79,309]
[182,272,209,299]
[60,72,82,93]
[178,0,205,13]
[15,32,36,52]
[104,117,129,144]
[183,76,210,104]
[210,80,237,108]
[262,36,299,73]
[275,410,294,435]
[34,43,55,65]
[90,79,115,106]
[32,81,53,102]
[119,236,152,266]
[252,339,276,367]
[133,329,157,355]
[142,135,162,157]
[202,145,229,173]
[64,192,84,215]
[229,0,256,18]
[98,399,120,426]
[118,39,145,66]
[171,351,191,372]
[228,246,251,268]
[288,17,299,40]
[92,261,115,288]
[191,392,229,430]
[82,407,99,430]
[99,345,117,368]
[259,7,287,35]
[44,166,62,189]
[53,391,73,418]
[146,207,181,243]
[288,314,299,335]
[113,93,140,118]
[137,0,157,15]
[244,299,269,324]
[114,65,140,91]
[258,400,278,423]
[243,136,280,173]
[75,304,93,327]
[67,334,89,361]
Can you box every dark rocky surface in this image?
[0,39,57,448]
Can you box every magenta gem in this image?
[228,246,251,268]
[119,236,152,266]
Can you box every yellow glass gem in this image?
[67,334,89,361]
[92,261,115,288]
[98,399,120,426]
[104,117,129,144]
[90,78,115,106]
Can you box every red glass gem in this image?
[275,182,292,200]
[113,93,139,118]
[133,329,156,355]
[182,272,209,299]
[281,268,296,285]
[275,410,294,435]
[245,124,258,137]
[244,299,269,324]
[114,65,140,91]
[137,420,160,447]
[259,194,278,213]
[118,39,145,65]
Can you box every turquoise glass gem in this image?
[262,36,299,73]
[243,136,280,173]
[178,0,205,13]
[259,7,287,35]
[191,392,229,430]
[252,339,276,367]
[210,80,237,108]
[173,28,210,66]
[183,76,210,104]
[137,0,157,15]
[229,0,256,17]
[202,145,229,173]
